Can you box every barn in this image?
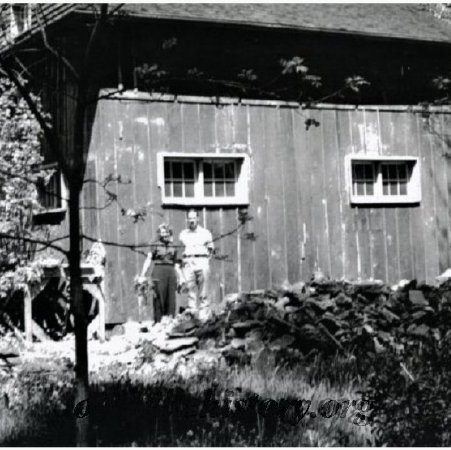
[3,4,451,324]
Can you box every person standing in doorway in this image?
[179,209,214,321]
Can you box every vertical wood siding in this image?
[85,98,451,323]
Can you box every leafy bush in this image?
[364,319,451,445]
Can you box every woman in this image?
[139,224,180,322]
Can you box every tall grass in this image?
[1,352,373,446]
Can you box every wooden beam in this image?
[23,286,32,343]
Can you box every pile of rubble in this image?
[3,276,451,378]
[135,277,451,372]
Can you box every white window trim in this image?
[345,154,421,205]
[157,152,250,206]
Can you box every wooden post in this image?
[23,285,32,343]
[98,279,106,342]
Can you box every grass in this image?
[0,351,374,446]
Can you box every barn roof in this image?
[111,3,451,44]
[2,3,451,52]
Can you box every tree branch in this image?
[0,231,68,255]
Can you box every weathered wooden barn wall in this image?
[81,93,451,323]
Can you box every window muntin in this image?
[382,162,409,196]
[158,153,249,206]
[352,162,375,196]
[164,160,195,198]
[203,160,237,198]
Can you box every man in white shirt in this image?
[179,209,214,320]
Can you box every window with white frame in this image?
[348,155,421,204]
[157,153,249,206]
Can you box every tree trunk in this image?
[69,187,89,445]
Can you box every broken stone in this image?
[224,293,240,303]
[275,296,290,310]
[110,324,125,337]
[269,334,295,349]
[231,338,246,350]
[436,268,451,285]
[231,320,261,336]
[407,324,430,337]
[409,290,428,307]
[335,293,352,308]
[170,346,196,360]
[246,338,265,354]
[153,337,199,354]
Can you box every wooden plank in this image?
[181,103,201,153]
[417,113,439,282]
[280,107,301,283]
[364,108,386,281]
[248,106,270,289]
[349,108,372,280]
[337,109,359,281]
[132,101,153,320]
[206,208,223,305]
[306,109,330,277]
[391,111,413,280]
[405,111,426,283]
[234,104,255,291]
[293,109,314,280]
[198,103,216,152]
[101,99,124,323]
[23,286,32,343]
[115,101,139,321]
[221,207,239,293]
[215,104,234,150]
[321,109,343,279]
[379,110,401,283]
[436,114,450,273]
[444,114,451,272]
[265,107,287,286]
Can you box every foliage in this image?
[0,76,50,300]
[135,38,369,104]
[0,356,371,446]
[364,332,451,446]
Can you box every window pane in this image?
[165,182,171,197]
[382,165,389,179]
[204,162,212,179]
[172,162,182,179]
[366,182,374,196]
[204,181,213,197]
[173,182,183,197]
[356,182,365,196]
[185,182,194,197]
[225,181,235,196]
[164,161,171,179]
[388,165,397,179]
[397,164,407,179]
[184,163,194,180]
[214,162,225,180]
[399,181,407,195]
[389,182,397,195]
[224,162,235,180]
[364,165,373,179]
[215,182,225,197]
[354,164,364,180]
[383,182,389,195]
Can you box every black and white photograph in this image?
[1,1,451,446]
